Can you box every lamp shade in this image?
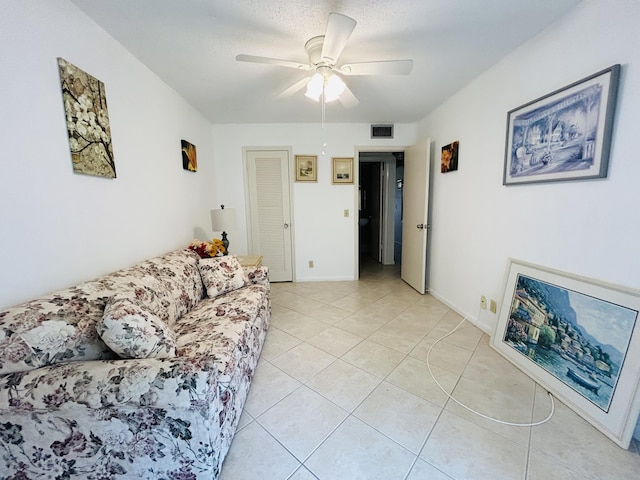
[210,207,237,232]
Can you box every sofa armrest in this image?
[243,266,269,289]
[0,355,219,412]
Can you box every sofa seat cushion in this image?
[98,298,177,359]
[0,356,223,479]
[199,256,245,298]
[174,285,268,378]
[173,283,270,458]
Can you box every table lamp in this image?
[210,205,237,255]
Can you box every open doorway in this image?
[358,152,404,271]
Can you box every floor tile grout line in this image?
[250,380,353,472]
[403,404,452,480]
[403,323,488,480]
[523,386,535,480]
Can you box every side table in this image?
[236,255,263,267]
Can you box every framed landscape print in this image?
[295,155,317,182]
[503,64,620,185]
[332,157,354,184]
[491,259,640,448]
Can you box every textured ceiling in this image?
[70,0,583,124]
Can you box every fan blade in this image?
[321,13,357,64]
[236,54,311,71]
[340,59,413,76]
[339,84,359,108]
[276,77,310,99]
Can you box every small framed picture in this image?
[295,155,317,182]
[441,141,459,173]
[181,140,198,172]
[332,157,354,184]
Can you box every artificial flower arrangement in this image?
[188,238,226,258]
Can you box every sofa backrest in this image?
[0,248,204,375]
[105,248,204,326]
[0,280,117,375]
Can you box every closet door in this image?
[245,149,293,282]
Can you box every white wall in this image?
[418,0,640,440]
[211,123,417,281]
[0,0,215,308]
[419,0,640,333]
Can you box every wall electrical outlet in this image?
[308,260,314,268]
[490,299,497,314]
[480,295,487,310]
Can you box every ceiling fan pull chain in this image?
[321,85,326,128]
[321,86,327,156]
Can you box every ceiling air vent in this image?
[371,124,394,139]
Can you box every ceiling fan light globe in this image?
[304,73,324,101]
[325,74,346,101]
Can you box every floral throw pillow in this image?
[199,256,245,298]
[97,297,177,359]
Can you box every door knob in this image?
[416,224,424,229]
[284,223,289,229]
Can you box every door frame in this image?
[355,146,409,279]
[242,146,296,282]
[358,160,383,262]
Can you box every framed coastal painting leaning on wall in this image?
[491,259,640,448]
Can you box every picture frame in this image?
[295,155,317,182]
[181,140,198,172]
[503,64,620,186]
[57,57,116,179]
[441,141,459,173]
[332,157,354,184]
[491,258,640,448]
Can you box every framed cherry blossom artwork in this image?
[57,57,116,178]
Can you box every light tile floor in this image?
[220,261,640,479]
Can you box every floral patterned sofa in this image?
[0,248,270,479]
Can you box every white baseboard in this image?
[428,288,494,335]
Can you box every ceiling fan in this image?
[235,13,413,108]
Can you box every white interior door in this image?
[401,139,431,293]
[245,149,293,282]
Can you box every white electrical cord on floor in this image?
[426,317,555,427]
